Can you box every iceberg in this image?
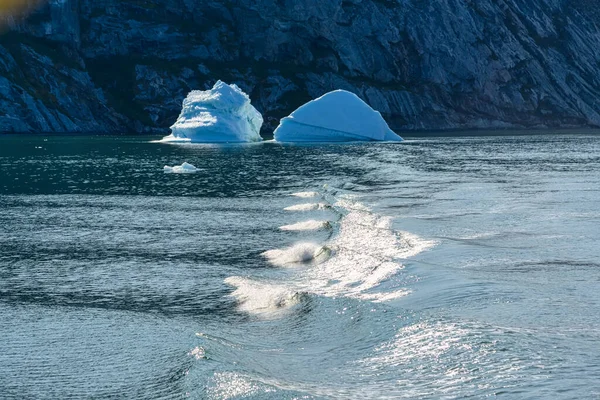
[274,90,403,142]
[161,81,263,143]
[164,162,199,174]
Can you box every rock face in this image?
[2,0,600,133]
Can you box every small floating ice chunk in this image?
[163,162,199,174]
[161,80,263,143]
[279,220,331,231]
[274,90,403,142]
[291,191,319,198]
[284,203,330,211]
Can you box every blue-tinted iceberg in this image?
[161,81,263,143]
[274,90,403,142]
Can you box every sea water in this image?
[0,133,599,399]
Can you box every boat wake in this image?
[301,197,435,302]
[224,190,436,316]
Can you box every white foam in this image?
[227,198,435,319]
[334,197,371,212]
[284,203,330,211]
[395,231,437,259]
[279,220,331,231]
[163,162,199,174]
[224,276,305,317]
[298,199,436,302]
[262,242,331,267]
[188,346,206,360]
[291,191,319,198]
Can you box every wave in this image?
[298,197,435,302]
[188,346,206,360]
[284,203,330,211]
[224,276,307,318]
[291,191,319,198]
[350,320,543,398]
[226,196,435,318]
[262,242,332,267]
[279,220,332,231]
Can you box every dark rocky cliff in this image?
[1,0,600,134]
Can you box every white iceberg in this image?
[161,81,263,143]
[164,162,199,174]
[274,90,403,142]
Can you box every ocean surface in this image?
[1,133,599,399]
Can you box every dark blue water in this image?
[1,134,600,399]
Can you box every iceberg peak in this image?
[274,90,403,142]
[161,81,263,143]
